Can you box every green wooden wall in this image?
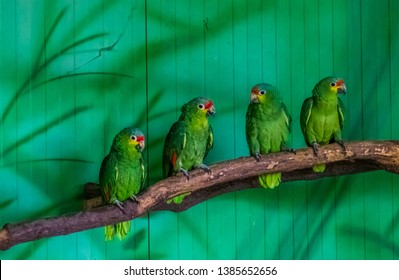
[0,0,398,260]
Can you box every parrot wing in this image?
[300,97,313,135]
[245,103,259,154]
[245,103,255,138]
[281,103,292,132]
[99,153,118,204]
[204,125,214,159]
[162,121,186,177]
[139,155,146,190]
[245,103,254,124]
[337,97,345,130]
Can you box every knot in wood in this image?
[266,161,279,169]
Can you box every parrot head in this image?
[250,83,278,104]
[112,127,145,152]
[313,76,347,96]
[181,97,216,117]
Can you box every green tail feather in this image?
[259,172,281,189]
[312,163,326,172]
[105,221,131,241]
[167,192,191,204]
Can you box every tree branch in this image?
[1,140,398,250]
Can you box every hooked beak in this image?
[205,101,216,116]
[336,80,347,95]
[250,91,259,103]
[136,136,145,151]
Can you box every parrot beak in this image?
[136,136,145,151]
[336,80,347,95]
[337,84,346,95]
[250,92,259,103]
[207,106,215,116]
[205,101,216,116]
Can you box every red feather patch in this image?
[171,152,177,167]
[336,79,344,86]
[205,101,214,109]
[104,187,110,202]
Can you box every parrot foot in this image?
[337,140,346,152]
[178,168,190,180]
[198,163,212,174]
[254,153,261,162]
[311,142,319,156]
[114,200,125,212]
[129,195,139,204]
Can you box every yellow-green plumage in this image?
[162,97,215,203]
[300,76,346,172]
[245,83,293,189]
[99,127,145,241]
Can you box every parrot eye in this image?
[130,135,137,141]
[198,104,205,109]
[330,82,336,87]
[259,90,266,95]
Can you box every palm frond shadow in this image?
[0,192,84,226]
[2,3,139,123]
[232,177,355,260]
[301,177,350,259]
[337,181,399,259]
[122,228,151,260]
[0,199,14,210]
[2,29,107,121]
[1,241,46,260]
[0,4,140,232]
[2,106,91,158]
[2,158,93,167]
[116,3,255,84]
[60,1,128,44]
[32,7,68,71]
[176,210,213,259]
[340,224,399,258]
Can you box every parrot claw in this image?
[198,164,212,174]
[179,168,190,180]
[311,142,319,156]
[114,200,125,213]
[129,195,139,204]
[337,140,346,152]
[254,153,261,162]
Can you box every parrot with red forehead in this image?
[246,83,294,189]
[300,76,347,172]
[162,97,215,204]
[99,127,145,241]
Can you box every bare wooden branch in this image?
[1,140,398,250]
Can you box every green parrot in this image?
[246,83,294,189]
[300,76,347,172]
[99,127,145,241]
[162,97,215,204]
